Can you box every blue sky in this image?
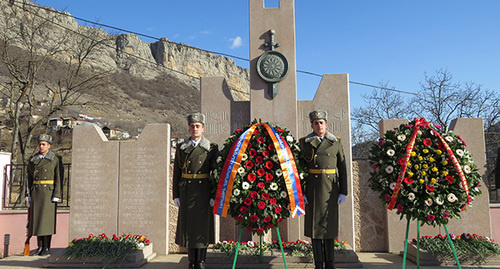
[36,0,500,109]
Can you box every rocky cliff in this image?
[0,0,250,139]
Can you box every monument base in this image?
[402,242,500,267]
[208,245,362,269]
[45,243,156,268]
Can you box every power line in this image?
[10,0,202,80]
[9,0,426,96]
[16,0,251,62]
[7,0,500,109]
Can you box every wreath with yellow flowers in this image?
[368,118,482,226]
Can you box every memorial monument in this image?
[67,0,492,257]
[201,0,355,248]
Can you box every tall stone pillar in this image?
[249,0,297,135]
[248,0,299,243]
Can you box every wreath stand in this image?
[231,226,288,269]
[401,218,461,269]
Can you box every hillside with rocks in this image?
[0,0,250,147]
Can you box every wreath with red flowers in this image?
[212,120,306,235]
[368,118,482,226]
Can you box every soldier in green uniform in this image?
[299,110,348,269]
[26,134,63,256]
[173,113,218,269]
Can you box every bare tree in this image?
[351,81,412,158]
[414,70,500,196]
[410,69,492,127]
[0,0,111,163]
[352,81,411,134]
[354,68,500,193]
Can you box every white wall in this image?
[0,152,11,210]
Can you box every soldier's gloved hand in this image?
[338,194,346,205]
[25,196,31,204]
[303,195,308,204]
[51,197,60,203]
[210,199,215,207]
[174,198,180,207]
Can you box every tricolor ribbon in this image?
[213,123,305,218]
[262,123,305,217]
[213,124,257,217]
[387,117,470,210]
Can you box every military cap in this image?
[38,134,52,144]
[309,110,328,122]
[187,113,206,125]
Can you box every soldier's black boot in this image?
[188,248,197,269]
[324,239,336,269]
[41,235,51,255]
[312,239,324,269]
[32,236,44,256]
[195,248,207,269]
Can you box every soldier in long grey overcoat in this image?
[173,113,218,269]
[299,110,348,269]
[27,134,63,256]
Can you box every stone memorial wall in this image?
[70,124,171,255]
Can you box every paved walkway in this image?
[1,251,499,268]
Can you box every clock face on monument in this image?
[257,50,289,83]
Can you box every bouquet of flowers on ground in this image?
[212,120,306,235]
[368,118,482,226]
[413,233,500,264]
[211,239,347,258]
[63,233,150,264]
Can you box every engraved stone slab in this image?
[201,77,250,146]
[70,124,171,255]
[70,125,119,240]
[119,124,170,255]
[201,76,251,243]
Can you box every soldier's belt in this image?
[309,169,336,175]
[33,180,54,184]
[182,173,209,179]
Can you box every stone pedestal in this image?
[403,242,500,267]
[46,243,156,268]
[207,244,362,269]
